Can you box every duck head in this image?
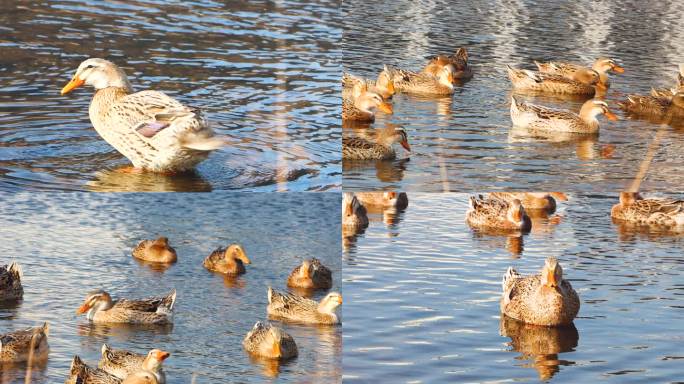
[506,199,528,227]
[61,58,132,95]
[580,100,618,122]
[593,58,625,74]
[226,244,250,265]
[318,292,343,314]
[141,349,170,372]
[540,257,563,288]
[342,193,368,228]
[76,290,114,320]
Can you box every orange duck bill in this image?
[61,76,85,95]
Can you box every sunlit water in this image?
[342,1,684,191]
[0,193,341,383]
[0,0,341,192]
[343,193,684,383]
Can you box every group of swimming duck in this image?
[343,191,684,327]
[341,47,684,161]
[0,240,341,383]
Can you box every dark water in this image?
[342,0,684,191]
[343,193,684,383]
[0,0,341,192]
[0,193,341,383]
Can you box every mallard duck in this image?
[466,195,532,232]
[76,289,176,325]
[342,128,410,160]
[99,345,168,383]
[342,66,395,100]
[0,262,23,301]
[611,192,684,228]
[387,65,455,95]
[243,321,298,360]
[354,191,409,209]
[535,57,624,89]
[203,244,250,275]
[507,65,598,95]
[501,257,580,326]
[132,237,177,264]
[267,287,341,325]
[424,47,473,80]
[0,322,49,363]
[618,90,684,119]
[60,58,224,173]
[66,355,121,384]
[511,97,618,134]
[342,82,393,122]
[650,64,684,99]
[489,192,568,212]
[342,193,368,229]
[287,258,333,289]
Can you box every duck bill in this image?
[385,81,395,95]
[400,140,411,152]
[337,296,343,305]
[379,102,393,114]
[76,303,90,314]
[605,111,619,121]
[612,64,625,74]
[272,341,281,357]
[156,351,171,361]
[546,269,557,287]
[61,76,85,95]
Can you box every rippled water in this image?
[0,193,341,383]
[343,193,684,382]
[0,0,341,191]
[342,1,684,191]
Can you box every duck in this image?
[424,47,473,80]
[342,127,410,160]
[287,258,333,289]
[99,345,169,383]
[60,58,224,173]
[342,193,369,229]
[66,355,122,384]
[0,262,23,301]
[489,192,568,212]
[354,191,409,209]
[387,65,455,95]
[507,65,599,95]
[243,321,298,360]
[342,83,393,122]
[650,64,684,99]
[132,237,177,264]
[203,244,250,275]
[618,90,684,120]
[501,257,580,326]
[342,66,396,100]
[0,322,49,363]
[510,97,618,134]
[267,287,342,325]
[466,195,532,232]
[76,289,176,325]
[535,57,624,89]
[611,192,684,228]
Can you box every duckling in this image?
[424,47,473,80]
[388,65,455,95]
[76,289,176,325]
[287,258,333,290]
[342,66,395,100]
[466,195,532,232]
[489,192,568,212]
[501,257,580,326]
[267,287,341,325]
[618,90,684,120]
[355,191,409,209]
[342,83,393,122]
[611,192,684,228]
[132,237,177,264]
[0,262,23,301]
[511,97,618,134]
[342,193,368,229]
[203,244,250,275]
[0,322,49,363]
[507,65,598,95]
[342,128,410,160]
[535,57,624,89]
[243,321,298,360]
[66,355,121,384]
[99,345,168,383]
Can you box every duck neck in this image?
[87,298,113,320]
[89,87,131,125]
[579,105,601,129]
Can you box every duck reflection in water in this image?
[88,166,212,192]
[500,315,579,381]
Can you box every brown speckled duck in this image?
[287,258,333,289]
[489,192,568,212]
[501,257,580,326]
[535,57,624,89]
[618,90,684,120]
[649,64,684,98]
[61,58,224,173]
[99,345,168,383]
[76,289,176,325]
[243,321,298,360]
[342,193,369,229]
[342,83,393,122]
[0,322,49,363]
[203,244,250,275]
[342,128,410,160]
[511,97,618,134]
[388,65,455,95]
[267,287,341,325]
[611,192,684,229]
[342,66,396,100]
[132,237,177,264]
[507,65,598,95]
[424,47,473,81]
[0,262,23,301]
[466,195,532,232]
[66,355,121,384]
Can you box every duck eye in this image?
[86,64,94,69]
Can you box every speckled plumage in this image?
[535,57,624,89]
[243,322,298,360]
[466,195,531,232]
[77,290,176,325]
[618,91,684,121]
[386,66,454,95]
[203,244,249,275]
[132,237,177,263]
[99,344,146,380]
[66,355,122,384]
[511,97,617,134]
[611,193,684,228]
[267,288,341,325]
[0,262,23,301]
[287,258,332,289]
[507,65,597,95]
[342,128,409,160]
[342,193,369,229]
[0,322,49,363]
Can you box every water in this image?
[0,0,341,192]
[342,0,684,192]
[343,193,684,383]
[0,192,341,383]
